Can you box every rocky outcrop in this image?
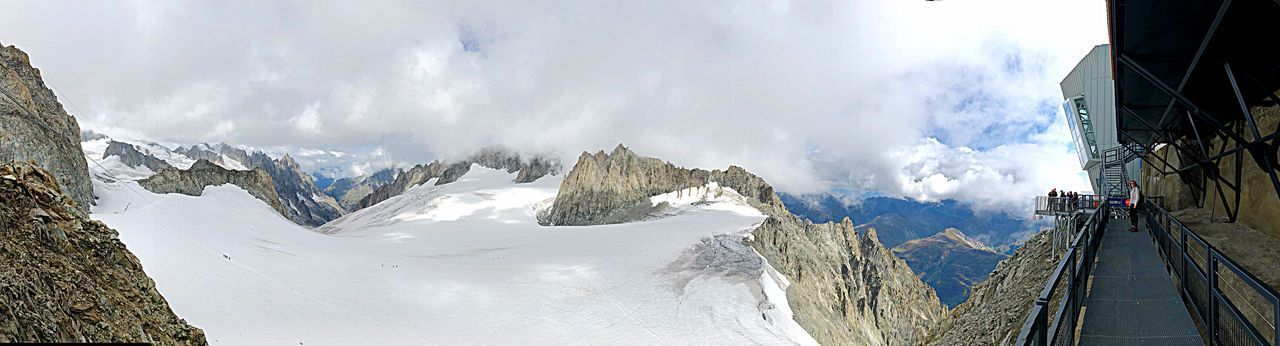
[0,163,206,344]
[138,159,287,216]
[540,144,945,345]
[103,140,173,173]
[0,42,95,212]
[172,144,345,227]
[323,168,399,211]
[1142,105,1280,239]
[925,228,1056,345]
[892,228,1007,307]
[238,152,344,226]
[357,147,562,209]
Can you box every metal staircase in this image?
[1101,147,1129,201]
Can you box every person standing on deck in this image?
[1128,180,1141,232]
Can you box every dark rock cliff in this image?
[539,144,945,345]
[0,42,94,211]
[0,163,206,344]
[138,159,288,217]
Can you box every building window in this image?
[1073,96,1098,159]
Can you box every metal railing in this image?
[1034,195,1103,216]
[1147,202,1280,345]
[1017,203,1109,345]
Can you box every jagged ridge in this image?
[103,140,173,173]
[539,144,945,345]
[170,143,345,227]
[357,147,561,209]
[138,159,288,217]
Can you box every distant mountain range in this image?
[94,138,346,226]
[322,168,400,211]
[780,193,1035,306]
[892,228,1007,307]
[779,194,1035,251]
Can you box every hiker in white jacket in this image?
[1128,180,1141,232]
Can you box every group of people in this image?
[1046,188,1086,211]
[1046,181,1143,232]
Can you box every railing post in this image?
[1208,250,1217,342]
[1064,251,1075,346]
[1181,230,1189,293]
[1035,298,1048,346]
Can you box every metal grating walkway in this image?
[1078,219,1203,345]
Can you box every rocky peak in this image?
[0,42,95,212]
[892,228,1007,307]
[103,140,173,173]
[0,163,206,344]
[540,144,944,344]
[174,144,221,164]
[938,228,994,252]
[138,159,288,216]
[356,146,563,210]
[172,145,345,227]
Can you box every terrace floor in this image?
[1078,219,1203,345]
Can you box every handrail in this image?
[1016,203,1108,345]
[1146,202,1280,345]
[1034,195,1103,216]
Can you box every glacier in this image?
[88,159,817,345]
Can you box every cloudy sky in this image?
[1,0,1104,210]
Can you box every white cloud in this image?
[1,0,1107,208]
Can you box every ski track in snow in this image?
[87,157,818,345]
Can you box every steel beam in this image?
[1119,54,1251,145]
[1155,0,1234,129]
[1224,61,1280,201]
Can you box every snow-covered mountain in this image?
[89,160,816,344]
[91,137,347,227]
[356,147,561,210]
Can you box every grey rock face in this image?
[925,228,1056,345]
[323,167,399,211]
[540,144,945,345]
[138,159,287,216]
[103,140,173,172]
[238,152,344,227]
[0,163,206,344]
[171,144,345,227]
[0,42,95,212]
[357,147,561,209]
[173,144,222,164]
